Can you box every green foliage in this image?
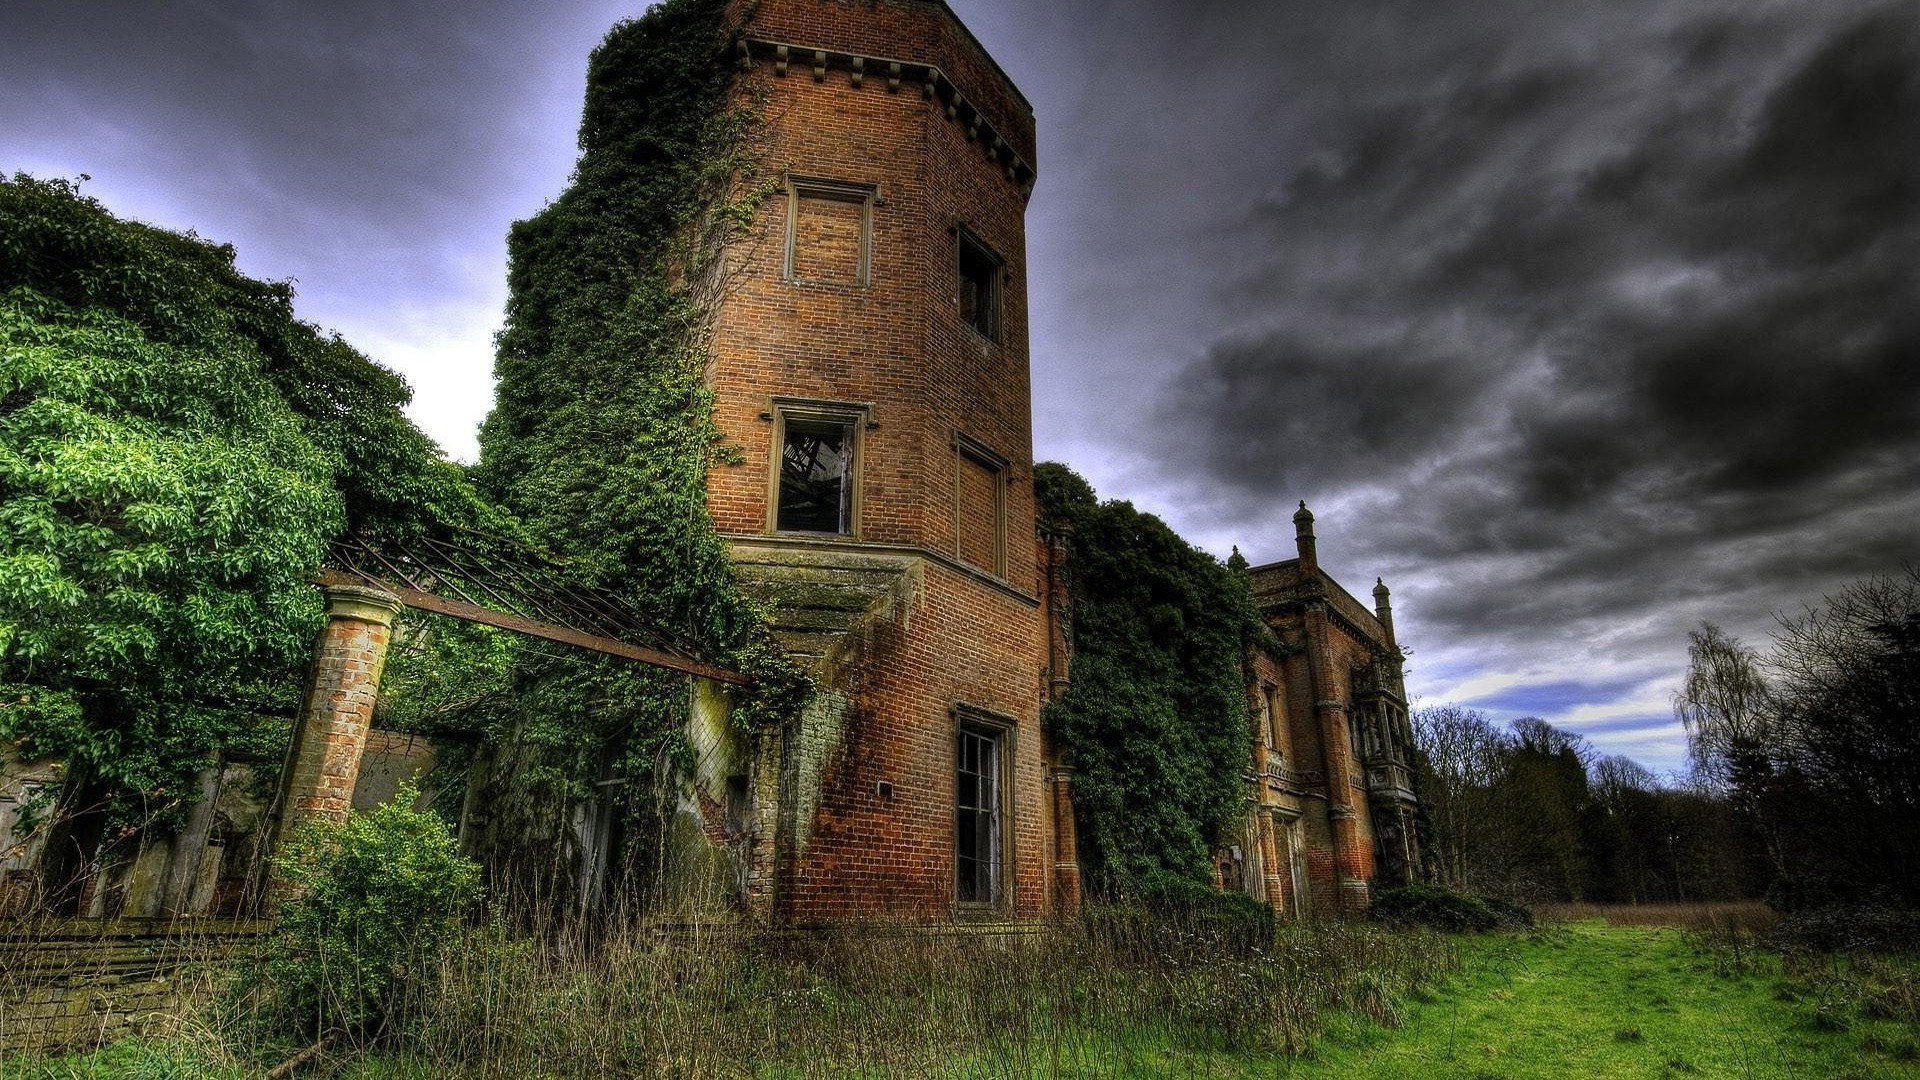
[262,788,481,1037]
[1370,884,1531,933]
[1036,462,1267,892]
[470,0,801,895]
[0,174,488,825]
[1123,868,1278,953]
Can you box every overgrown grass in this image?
[1,912,1455,1078]
[15,907,1917,1078]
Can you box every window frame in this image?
[952,702,1016,915]
[766,396,873,538]
[949,431,1008,578]
[1261,682,1281,750]
[784,177,876,288]
[954,225,1002,342]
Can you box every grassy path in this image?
[1270,922,1919,1080]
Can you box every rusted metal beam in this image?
[315,570,750,686]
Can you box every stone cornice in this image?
[723,533,1041,608]
[739,38,1037,198]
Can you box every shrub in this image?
[1772,903,1920,954]
[1129,870,1277,953]
[259,788,481,1038]
[1370,884,1527,933]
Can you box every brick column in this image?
[270,584,404,853]
[1051,767,1083,917]
[1304,599,1370,914]
[1258,809,1287,913]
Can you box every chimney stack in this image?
[1293,501,1317,573]
[1373,578,1395,641]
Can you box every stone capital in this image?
[323,583,405,627]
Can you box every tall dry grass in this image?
[203,909,1456,1079]
[1534,901,1777,932]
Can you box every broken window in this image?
[768,398,869,536]
[955,722,1004,907]
[786,178,874,286]
[956,228,1000,341]
[777,417,854,534]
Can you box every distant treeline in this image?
[1417,568,1920,909]
[1413,708,1759,905]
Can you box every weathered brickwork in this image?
[1243,506,1421,915]
[269,585,403,851]
[706,0,1058,923]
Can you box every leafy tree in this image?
[1036,462,1266,891]
[0,175,482,848]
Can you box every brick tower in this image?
[704,0,1065,922]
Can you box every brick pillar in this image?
[1051,767,1082,917]
[269,584,403,854]
[1304,599,1370,914]
[1258,810,1287,913]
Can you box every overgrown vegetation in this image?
[0,174,491,854]
[252,789,481,1039]
[1034,463,1269,894]
[24,909,1920,1078]
[7,914,1455,1077]
[460,0,802,906]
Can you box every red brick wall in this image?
[954,451,998,572]
[778,565,1048,920]
[708,0,1050,922]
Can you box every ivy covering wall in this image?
[1036,463,1267,894]
[469,0,800,897]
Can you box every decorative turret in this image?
[1293,501,1317,573]
[1373,578,1395,642]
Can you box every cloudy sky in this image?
[5,0,1914,773]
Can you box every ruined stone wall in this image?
[0,920,263,1055]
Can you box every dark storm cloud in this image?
[5,0,537,250]
[5,0,1912,770]
[1016,0,1918,766]
[0,0,631,456]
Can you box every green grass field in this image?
[8,921,1919,1078]
[1071,922,1920,1080]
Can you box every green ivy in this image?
[470,0,802,899]
[1036,462,1267,894]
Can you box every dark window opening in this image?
[957,231,1000,341]
[777,418,853,533]
[955,724,1003,906]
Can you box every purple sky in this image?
[5,0,1915,774]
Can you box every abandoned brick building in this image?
[0,0,1421,927]
[672,0,1420,921]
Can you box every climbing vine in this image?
[1036,462,1268,894]
[470,0,802,902]
[0,173,489,832]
